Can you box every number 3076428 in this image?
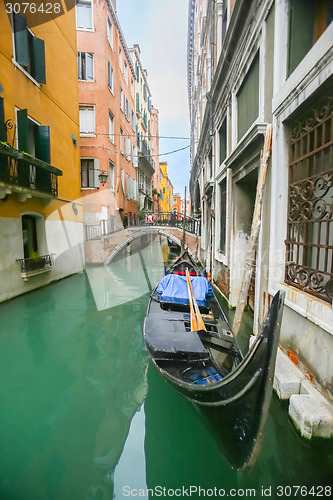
[6,3,62,15]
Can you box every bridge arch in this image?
[84,212,201,265]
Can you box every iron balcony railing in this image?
[0,142,62,198]
[16,254,54,280]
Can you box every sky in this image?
[116,0,190,197]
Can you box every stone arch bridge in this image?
[84,212,201,264]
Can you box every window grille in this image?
[285,95,333,303]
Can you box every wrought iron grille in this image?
[16,254,54,275]
[285,95,333,303]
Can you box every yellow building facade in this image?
[0,5,84,302]
[159,162,173,212]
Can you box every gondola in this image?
[143,250,284,471]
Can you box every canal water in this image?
[0,237,332,500]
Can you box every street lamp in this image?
[98,170,108,185]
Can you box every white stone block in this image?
[273,349,305,399]
[289,393,333,439]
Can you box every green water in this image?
[0,240,332,499]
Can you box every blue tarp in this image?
[156,274,213,306]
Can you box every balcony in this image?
[138,139,155,176]
[0,142,62,201]
[16,254,54,281]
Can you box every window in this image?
[119,46,122,70]
[285,92,333,303]
[108,111,114,142]
[237,53,259,140]
[108,61,114,93]
[78,52,94,81]
[17,109,50,161]
[125,97,130,121]
[120,128,124,154]
[109,161,115,191]
[76,0,93,30]
[136,93,140,113]
[219,119,227,165]
[219,178,227,254]
[120,86,124,112]
[288,0,333,76]
[143,84,148,102]
[125,135,131,161]
[79,106,95,136]
[133,146,138,168]
[22,214,38,259]
[124,60,128,83]
[13,14,46,84]
[81,158,99,188]
[135,62,139,81]
[131,77,134,97]
[107,15,113,48]
[131,110,136,132]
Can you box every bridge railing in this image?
[127,211,201,236]
[84,212,201,242]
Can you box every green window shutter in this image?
[237,53,259,140]
[17,109,28,152]
[13,14,29,67]
[288,0,315,76]
[35,126,50,163]
[0,97,6,142]
[219,119,227,165]
[31,37,46,84]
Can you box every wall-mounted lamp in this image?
[98,170,108,185]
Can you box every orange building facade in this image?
[77,0,138,230]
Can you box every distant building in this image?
[0,6,84,302]
[150,105,160,211]
[173,193,181,213]
[188,0,333,395]
[77,0,138,232]
[129,44,155,211]
[159,162,174,212]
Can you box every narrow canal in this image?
[0,237,332,500]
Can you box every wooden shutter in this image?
[219,119,227,165]
[93,158,100,188]
[78,52,82,79]
[13,14,29,67]
[17,109,28,152]
[237,53,259,140]
[288,0,315,76]
[31,37,46,84]
[35,126,51,163]
[86,53,94,81]
[0,97,6,142]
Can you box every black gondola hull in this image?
[143,250,284,470]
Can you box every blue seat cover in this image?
[156,274,213,306]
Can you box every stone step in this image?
[273,348,333,439]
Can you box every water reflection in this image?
[1,236,331,500]
[85,235,167,311]
[0,262,151,499]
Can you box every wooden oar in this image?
[185,268,206,331]
[186,268,198,331]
